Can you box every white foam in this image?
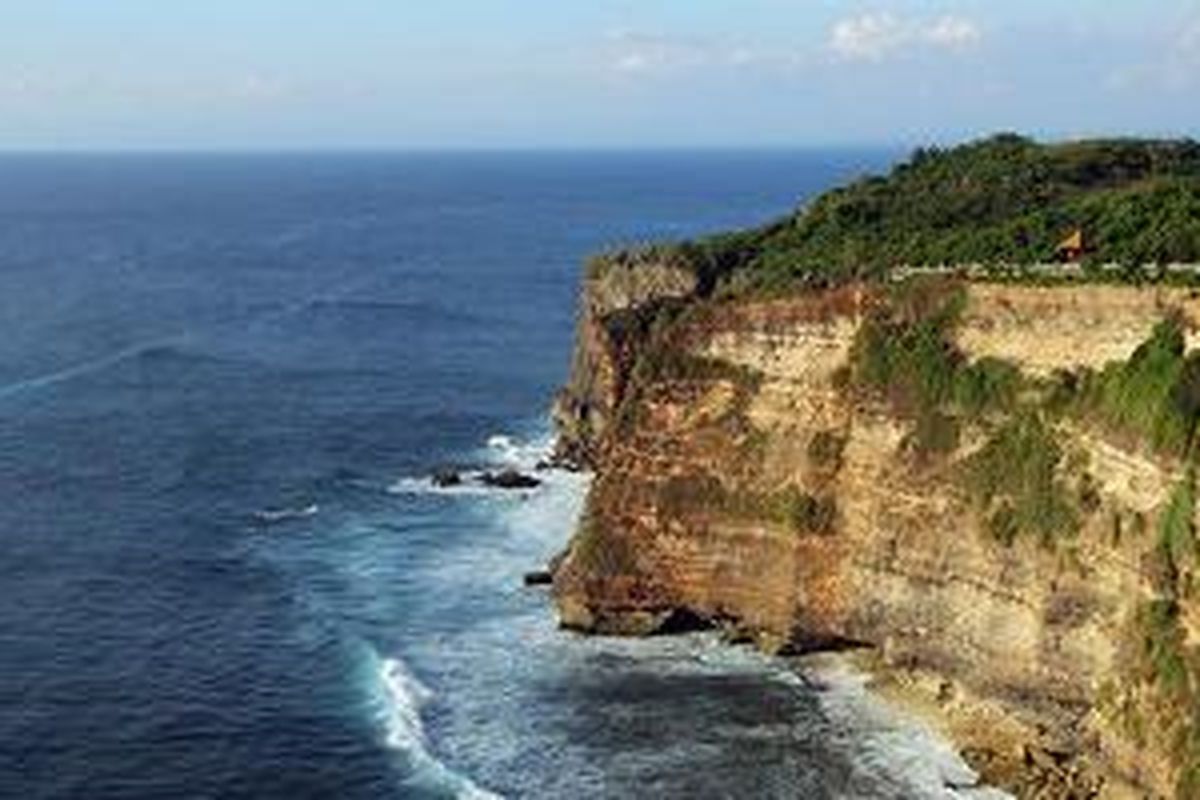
[379,657,435,751]
[483,432,554,470]
[805,658,1013,799]
[374,654,504,800]
[253,504,319,524]
[386,477,500,498]
[485,434,516,453]
[396,427,1006,798]
[388,430,559,500]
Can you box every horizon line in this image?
[0,142,915,157]
[0,130,1194,157]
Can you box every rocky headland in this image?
[547,136,1200,798]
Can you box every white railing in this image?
[890,263,1200,281]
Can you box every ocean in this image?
[0,151,1005,799]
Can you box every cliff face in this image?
[552,270,1200,797]
[552,252,698,467]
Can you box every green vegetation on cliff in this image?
[843,278,1081,545]
[1073,318,1200,457]
[841,280,1200,795]
[964,413,1079,547]
[1111,470,1200,798]
[601,134,1200,295]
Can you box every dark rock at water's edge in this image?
[480,469,541,490]
[432,468,464,488]
[524,550,570,588]
[523,570,554,587]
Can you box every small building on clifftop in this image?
[1056,229,1086,263]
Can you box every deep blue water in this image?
[0,151,1002,799]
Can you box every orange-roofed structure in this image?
[1057,229,1085,263]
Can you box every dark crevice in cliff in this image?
[652,607,717,635]
[779,631,874,657]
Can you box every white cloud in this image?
[602,30,801,77]
[829,14,907,62]
[924,16,983,50]
[829,13,982,62]
[605,31,710,75]
[599,14,980,79]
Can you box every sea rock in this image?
[432,469,463,488]
[480,470,541,490]
[523,570,554,587]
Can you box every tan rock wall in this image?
[554,281,1200,796]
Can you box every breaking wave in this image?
[252,504,320,524]
[386,430,557,498]
[369,652,503,800]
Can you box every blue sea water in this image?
[0,151,1005,800]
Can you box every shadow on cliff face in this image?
[651,608,874,658]
[781,630,874,657]
[653,608,716,635]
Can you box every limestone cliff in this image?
[552,248,699,466]
[552,269,1200,798]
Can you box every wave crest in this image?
[371,653,503,800]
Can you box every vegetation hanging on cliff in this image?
[1158,467,1198,579]
[964,412,1079,546]
[850,279,966,414]
[846,278,1021,460]
[1071,317,1200,457]
[1098,470,1200,798]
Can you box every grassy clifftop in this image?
[600,134,1200,296]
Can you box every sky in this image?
[2,0,1198,150]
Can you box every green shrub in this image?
[1138,599,1191,702]
[1076,317,1200,456]
[955,357,1022,416]
[907,410,961,457]
[965,412,1079,546]
[713,136,1200,293]
[848,280,1023,459]
[1159,468,1198,575]
[588,136,1200,299]
[986,502,1021,547]
[849,279,966,415]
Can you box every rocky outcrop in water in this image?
[480,470,541,490]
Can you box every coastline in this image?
[830,650,1159,799]
[832,651,1082,799]
[544,435,1019,798]
[786,652,1013,799]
